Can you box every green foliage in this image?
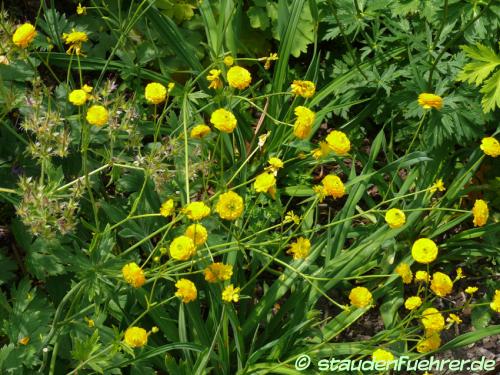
[0,0,499,373]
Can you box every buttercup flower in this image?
[210,108,237,133]
[222,284,240,303]
[411,238,438,264]
[68,89,88,106]
[472,199,488,227]
[254,172,276,197]
[404,296,422,310]
[12,23,37,48]
[160,199,175,217]
[349,287,372,308]
[122,262,146,288]
[124,327,148,348]
[191,124,211,139]
[227,66,251,89]
[430,272,453,297]
[417,333,441,353]
[215,191,244,220]
[430,179,445,193]
[326,130,351,155]
[182,201,210,221]
[385,208,406,229]
[267,157,284,173]
[169,235,196,261]
[490,290,500,313]
[262,52,278,70]
[207,69,223,90]
[175,278,197,303]
[77,3,86,15]
[465,286,478,295]
[418,93,443,110]
[395,263,413,284]
[184,223,208,246]
[372,348,394,363]
[86,105,109,126]
[447,314,462,325]
[421,308,445,334]
[415,270,430,283]
[19,337,30,345]
[204,263,233,283]
[62,29,88,55]
[145,82,167,104]
[284,211,301,225]
[224,55,234,66]
[293,106,315,139]
[287,237,311,260]
[321,175,345,199]
[480,137,500,157]
[312,141,331,160]
[290,80,316,98]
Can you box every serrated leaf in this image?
[457,44,500,85]
[480,69,500,113]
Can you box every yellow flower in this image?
[122,262,146,288]
[411,238,438,264]
[184,223,208,246]
[224,55,234,66]
[62,29,88,55]
[182,201,211,221]
[204,262,233,283]
[480,136,500,157]
[167,82,175,93]
[124,327,148,348]
[313,185,326,202]
[321,175,345,199]
[290,80,316,98]
[372,348,394,363]
[207,69,223,90]
[395,263,413,284]
[311,141,331,160]
[82,84,93,93]
[19,336,30,345]
[169,235,196,261]
[430,272,453,297]
[86,105,109,126]
[418,93,443,110]
[77,3,86,15]
[175,278,197,303]
[160,199,175,217]
[84,317,94,327]
[385,208,406,229]
[222,284,240,303]
[465,286,478,295]
[287,237,311,260]
[254,172,276,197]
[191,124,211,139]
[210,108,237,133]
[227,66,251,89]
[215,191,244,220]
[415,270,430,283]
[283,211,301,225]
[349,286,372,308]
[12,23,37,48]
[68,89,88,106]
[404,296,422,310]
[262,52,278,70]
[490,290,500,313]
[293,106,315,139]
[145,82,167,104]
[417,333,441,353]
[325,130,351,155]
[447,314,462,325]
[472,199,488,227]
[455,267,464,281]
[267,157,284,173]
[421,308,445,334]
[430,179,445,193]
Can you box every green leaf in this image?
[457,44,500,86]
[480,69,500,113]
[248,6,270,30]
